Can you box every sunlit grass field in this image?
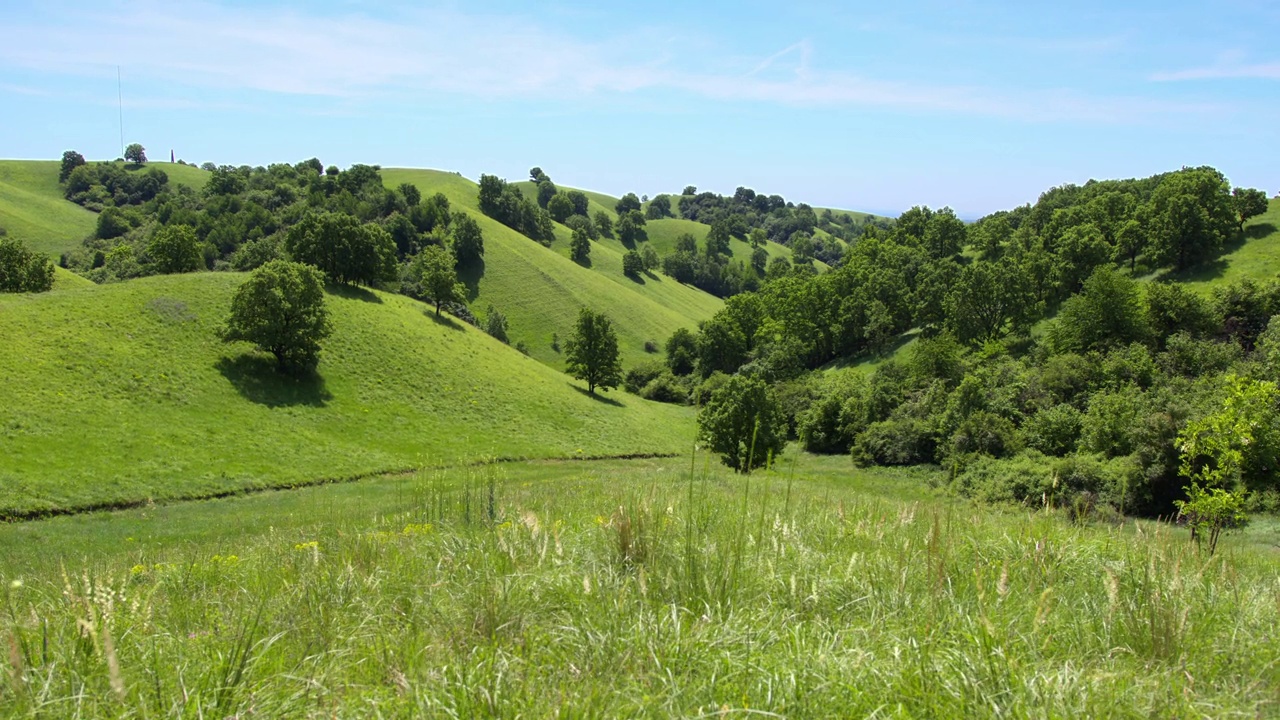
[0,272,694,519]
[0,454,1275,717]
[382,169,723,369]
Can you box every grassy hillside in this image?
[383,169,722,367]
[0,160,208,258]
[0,272,695,518]
[512,180,621,222]
[0,160,97,257]
[1162,197,1280,292]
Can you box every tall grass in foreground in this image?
[1,460,1277,718]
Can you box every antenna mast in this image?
[117,66,124,157]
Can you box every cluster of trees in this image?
[635,168,1276,505]
[478,173,554,244]
[660,231,761,298]
[58,156,483,308]
[679,185,890,248]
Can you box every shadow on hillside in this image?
[426,310,464,331]
[1159,259,1230,284]
[327,284,382,303]
[624,272,645,285]
[1245,222,1276,241]
[570,384,625,407]
[216,355,332,408]
[574,255,593,269]
[823,331,919,371]
[458,258,485,302]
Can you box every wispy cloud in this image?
[0,1,1223,124]
[1153,61,1280,81]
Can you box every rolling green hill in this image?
[0,160,208,258]
[383,169,723,367]
[0,160,97,257]
[0,272,696,519]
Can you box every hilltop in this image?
[0,271,695,519]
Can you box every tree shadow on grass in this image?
[1245,222,1276,241]
[624,272,646,285]
[216,354,332,408]
[458,257,486,302]
[425,310,464,331]
[569,384,625,407]
[327,284,382,303]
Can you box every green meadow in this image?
[0,272,694,519]
[0,455,1276,717]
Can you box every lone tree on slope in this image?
[222,260,332,374]
[565,307,622,395]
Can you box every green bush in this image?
[1022,404,1083,457]
[0,236,55,293]
[853,417,938,467]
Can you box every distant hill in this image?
[383,169,724,368]
[0,272,695,519]
[0,159,208,258]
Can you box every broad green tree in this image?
[124,143,147,164]
[146,224,203,274]
[698,374,786,472]
[410,245,466,317]
[565,307,622,394]
[1048,266,1148,353]
[222,260,331,374]
[547,193,574,223]
[0,236,55,293]
[615,193,642,215]
[1231,187,1269,231]
[1147,167,1234,270]
[285,212,397,286]
[59,150,86,183]
[623,250,643,277]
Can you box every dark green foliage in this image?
[451,213,484,268]
[798,373,868,454]
[1231,187,1269,230]
[96,207,135,240]
[622,250,644,278]
[853,417,938,467]
[547,192,574,222]
[1146,167,1234,270]
[623,361,666,394]
[1022,404,1084,456]
[570,227,591,264]
[593,211,614,239]
[645,194,672,219]
[1212,278,1280,350]
[1145,282,1217,345]
[1081,388,1145,458]
[145,224,203,274]
[124,143,147,165]
[697,374,786,472]
[616,211,647,246]
[537,180,558,209]
[397,182,421,207]
[615,193,641,215]
[409,245,466,317]
[1049,267,1148,353]
[484,304,509,343]
[222,260,331,374]
[59,150,85,183]
[665,328,697,376]
[477,174,554,244]
[285,212,397,287]
[0,236,55,293]
[949,410,1021,459]
[565,308,623,394]
[565,191,589,217]
[641,245,659,271]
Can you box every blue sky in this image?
[0,0,1275,217]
